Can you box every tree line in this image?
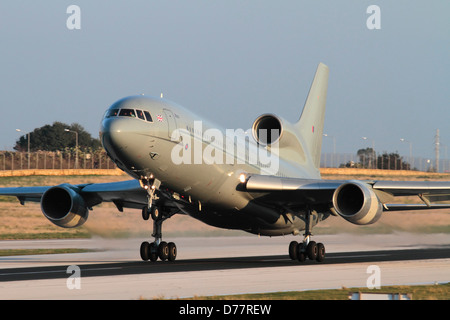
[341,147,412,170]
[0,122,112,171]
[14,122,101,152]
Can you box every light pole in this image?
[65,129,79,169]
[15,129,30,169]
[323,133,336,167]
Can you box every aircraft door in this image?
[163,108,177,138]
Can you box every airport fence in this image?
[321,152,450,173]
[0,150,116,171]
[0,150,449,173]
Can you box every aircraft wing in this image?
[78,180,147,209]
[0,178,194,230]
[242,174,450,211]
[0,186,51,204]
[0,180,147,209]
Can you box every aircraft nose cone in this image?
[101,118,129,160]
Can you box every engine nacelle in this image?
[332,181,383,225]
[41,184,89,228]
[252,114,283,146]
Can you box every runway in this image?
[0,233,449,299]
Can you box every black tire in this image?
[142,206,150,221]
[140,241,150,261]
[298,252,306,262]
[158,241,169,261]
[151,206,161,221]
[168,242,177,262]
[306,241,318,260]
[316,242,325,262]
[149,242,158,262]
[296,243,306,262]
[289,241,298,260]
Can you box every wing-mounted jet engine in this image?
[40,184,91,228]
[331,181,383,225]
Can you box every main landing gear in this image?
[288,208,326,263]
[139,177,177,262]
[140,205,178,262]
[288,237,325,263]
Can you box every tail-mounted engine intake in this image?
[252,114,283,146]
[41,184,89,228]
[332,181,383,225]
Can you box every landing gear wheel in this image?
[316,242,325,262]
[298,252,306,262]
[140,241,150,261]
[306,241,318,260]
[296,244,307,262]
[142,206,150,221]
[289,241,298,260]
[149,242,158,262]
[151,206,161,221]
[295,242,307,262]
[158,241,169,261]
[168,242,177,262]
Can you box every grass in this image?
[0,232,91,240]
[0,174,126,188]
[184,283,450,300]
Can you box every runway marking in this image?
[0,266,122,277]
[334,254,389,259]
[0,270,64,277]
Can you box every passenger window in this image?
[106,109,119,118]
[136,110,145,120]
[119,109,136,117]
[144,111,153,122]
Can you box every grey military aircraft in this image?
[2,63,450,263]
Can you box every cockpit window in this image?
[136,109,146,120]
[119,109,136,117]
[105,109,119,118]
[108,108,153,122]
[144,111,153,122]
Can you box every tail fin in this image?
[295,63,329,170]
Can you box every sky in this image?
[0,1,449,161]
